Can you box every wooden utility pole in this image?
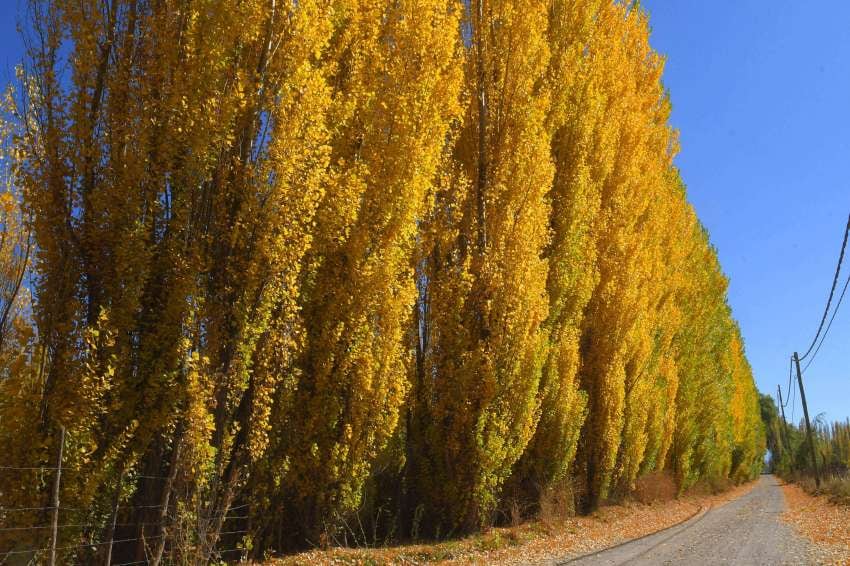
[49,426,65,566]
[777,385,791,454]
[793,352,821,488]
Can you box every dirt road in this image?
[560,475,825,565]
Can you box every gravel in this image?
[556,475,828,566]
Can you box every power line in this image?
[802,267,850,374]
[799,213,850,361]
[791,372,797,425]
[782,356,793,408]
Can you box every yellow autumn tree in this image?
[670,221,733,490]
[0,0,767,558]
[407,0,553,532]
[571,2,678,510]
[0,92,30,360]
[247,0,463,547]
[12,1,338,562]
[607,171,690,498]
[0,88,38,554]
[727,330,766,482]
[503,0,601,511]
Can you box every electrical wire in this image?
[791,372,797,425]
[802,267,850,374]
[799,213,850,361]
[781,356,793,408]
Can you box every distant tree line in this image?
[761,394,850,479]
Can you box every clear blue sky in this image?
[0,4,23,88]
[644,0,850,423]
[0,3,848,423]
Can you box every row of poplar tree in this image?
[761,394,850,479]
[0,0,766,562]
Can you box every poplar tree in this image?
[15,0,340,560]
[503,0,600,510]
[671,223,735,489]
[572,2,677,510]
[251,0,463,546]
[408,0,553,532]
[0,98,37,552]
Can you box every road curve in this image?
[559,475,824,566]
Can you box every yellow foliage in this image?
[0,0,765,558]
[406,0,554,532]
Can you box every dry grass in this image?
[264,480,757,565]
[781,480,850,564]
[536,481,577,528]
[633,471,677,504]
[786,472,850,506]
[821,475,850,506]
[680,476,734,497]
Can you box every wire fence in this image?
[0,437,253,565]
[0,516,251,564]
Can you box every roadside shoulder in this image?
[268,480,759,565]
[781,481,850,565]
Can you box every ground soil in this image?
[781,479,850,565]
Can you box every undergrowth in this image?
[785,471,850,506]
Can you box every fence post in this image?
[49,426,65,566]
[104,468,124,565]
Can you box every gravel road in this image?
[559,475,826,566]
